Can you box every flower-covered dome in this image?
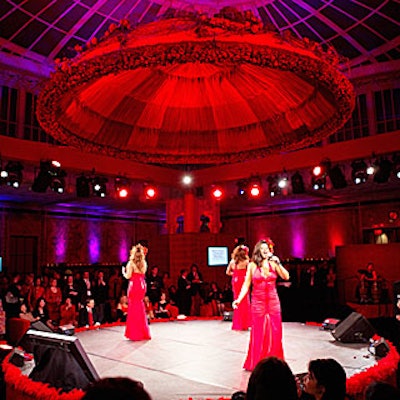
[37,8,355,165]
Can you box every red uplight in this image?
[145,186,157,199]
[211,187,223,200]
[313,165,322,176]
[118,188,128,198]
[250,184,261,197]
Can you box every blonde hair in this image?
[232,245,250,263]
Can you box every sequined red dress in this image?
[243,266,283,371]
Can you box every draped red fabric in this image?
[37,10,354,165]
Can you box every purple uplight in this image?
[88,226,100,263]
[291,222,305,258]
[119,240,129,263]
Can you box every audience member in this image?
[154,291,170,319]
[302,358,346,400]
[82,377,152,400]
[188,264,203,316]
[32,297,55,330]
[44,277,62,324]
[19,302,40,323]
[78,298,100,328]
[116,294,129,322]
[146,265,163,305]
[144,295,155,320]
[364,380,400,400]
[177,269,191,316]
[62,275,80,308]
[92,270,109,323]
[245,356,299,400]
[59,296,77,326]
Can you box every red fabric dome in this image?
[37,10,355,165]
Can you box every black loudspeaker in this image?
[371,337,390,358]
[394,281,400,316]
[331,312,375,343]
[20,329,99,392]
[223,311,233,321]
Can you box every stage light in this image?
[312,175,326,190]
[393,154,400,179]
[373,158,392,183]
[237,180,247,197]
[144,184,157,199]
[312,159,330,177]
[1,161,23,188]
[92,177,107,197]
[32,160,66,193]
[76,175,91,197]
[267,176,279,197]
[249,183,261,198]
[328,164,347,189]
[211,186,223,200]
[50,177,65,193]
[115,176,130,198]
[182,175,192,185]
[351,160,368,185]
[291,171,305,194]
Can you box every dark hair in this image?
[252,240,267,267]
[82,377,152,400]
[365,381,400,400]
[308,358,346,400]
[246,357,298,400]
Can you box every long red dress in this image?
[243,266,284,371]
[232,268,251,330]
[125,273,151,341]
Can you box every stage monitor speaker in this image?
[223,311,233,321]
[394,280,400,315]
[331,312,375,343]
[31,320,53,333]
[20,329,99,392]
[370,337,390,358]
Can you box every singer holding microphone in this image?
[232,238,290,371]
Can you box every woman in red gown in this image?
[226,245,251,330]
[233,239,290,371]
[122,244,151,341]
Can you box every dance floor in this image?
[74,319,378,400]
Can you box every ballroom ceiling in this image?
[0,1,400,218]
[1,0,399,72]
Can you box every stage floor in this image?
[76,320,377,400]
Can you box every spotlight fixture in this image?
[351,160,368,185]
[211,186,224,200]
[393,154,400,179]
[92,177,108,197]
[291,171,305,194]
[311,159,330,190]
[144,184,157,199]
[267,175,279,197]
[328,164,347,189]
[76,174,91,197]
[50,176,65,193]
[32,160,66,193]
[237,180,248,197]
[312,175,326,190]
[249,178,262,198]
[182,175,193,185]
[373,158,393,183]
[0,161,23,188]
[115,176,130,198]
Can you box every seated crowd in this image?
[0,264,234,333]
